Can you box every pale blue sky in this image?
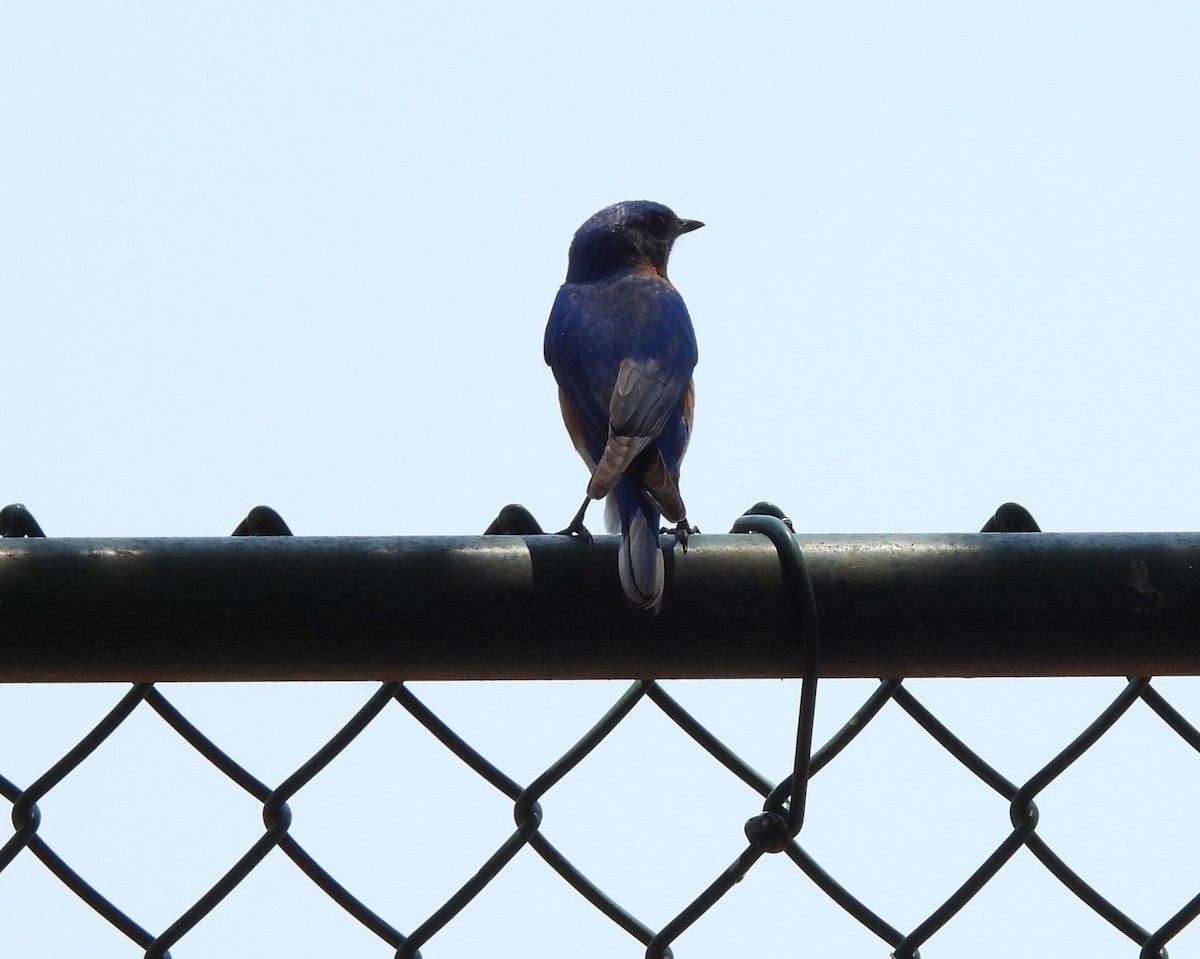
[3,3,1199,957]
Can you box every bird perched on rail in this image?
[544,200,702,617]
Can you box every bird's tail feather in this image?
[616,485,664,617]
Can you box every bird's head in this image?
[565,200,703,284]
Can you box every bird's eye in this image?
[646,212,669,234]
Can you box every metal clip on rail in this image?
[732,502,820,849]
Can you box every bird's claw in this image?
[556,521,594,545]
[662,520,699,553]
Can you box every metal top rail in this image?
[0,530,1189,681]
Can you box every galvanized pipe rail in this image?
[0,532,1191,681]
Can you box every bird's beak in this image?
[676,218,704,235]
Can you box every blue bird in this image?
[544,200,702,617]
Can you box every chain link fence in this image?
[1,502,1198,957]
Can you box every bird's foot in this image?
[557,498,594,543]
[662,519,699,553]
[556,519,594,544]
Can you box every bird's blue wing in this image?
[545,272,697,505]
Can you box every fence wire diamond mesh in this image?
[1,502,1199,958]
